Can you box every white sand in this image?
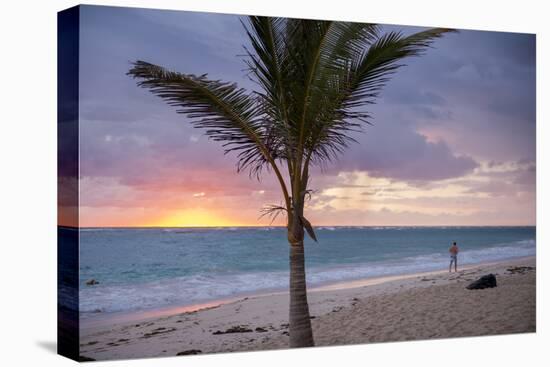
[79,257,535,361]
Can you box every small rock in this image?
[466,274,497,290]
[176,349,202,356]
[255,327,268,332]
[212,325,253,335]
[86,279,99,286]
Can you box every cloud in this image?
[383,89,447,107]
[324,125,478,182]
[305,205,534,226]
[304,166,535,226]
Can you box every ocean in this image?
[78,226,535,320]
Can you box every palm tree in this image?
[128,17,453,348]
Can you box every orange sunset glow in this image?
[77,160,535,228]
[151,209,249,228]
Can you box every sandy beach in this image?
[79,257,536,361]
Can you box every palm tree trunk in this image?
[288,234,314,347]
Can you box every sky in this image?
[74,5,536,227]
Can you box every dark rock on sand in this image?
[86,279,99,286]
[177,349,202,355]
[466,274,497,290]
[212,325,253,335]
[255,327,268,332]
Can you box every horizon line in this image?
[61,224,537,229]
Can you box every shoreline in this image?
[80,256,536,361]
[80,255,535,331]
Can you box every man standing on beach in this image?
[449,242,459,272]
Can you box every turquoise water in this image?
[79,226,535,316]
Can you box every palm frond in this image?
[300,215,317,242]
[259,204,288,224]
[344,28,456,113]
[303,28,456,169]
[128,60,271,178]
[242,17,295,167]
[255,20,381,170]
